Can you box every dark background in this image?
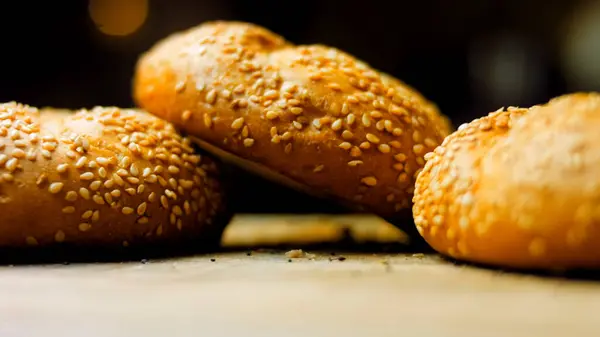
[0,0,597,213]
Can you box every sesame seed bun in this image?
[133,21,452,222]
[413,92,600,270]
[0,103,225,250]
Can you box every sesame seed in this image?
[341,130,354,140]
[181,110,192,121]
[80,172,94,180]
[110,189,121,197]
[75,156,87,168]
[13,140,27,148]
[394,153,407,162]
[331,119,342,131]
[347,114,356,125]
[348,160,363,167]
[366,133,380,144]
[338,142,352,150]
[389,141,402,148]
[424,137,437,148]
[290,107,303,115]
[378,144,391,153]
[92,210,100,222]
[412,131,422,143]
[57,163,68,173]
[82,210,93,219]
[361,176,377,186]
[113,173,125,186]
[122,207,134,215]
[5,158,17,172]
[203,114,212,128]
[25,236,38,246]
[92,194,105,205]
[130,163,139,176]
[161,195,169,209]
[48,182,64,194]
[362,115,372,127]
[89,180,102,191]
[78,223,92,232]
[104,179,114,188]
[138,217,149,224]
[54,231,65,243]
[266,111,280,120]
[65,191,78,202]
[96,157,109,166]
[62,206,75,214]
[126,188,136,195]
[231,117,244,130]
[243,138,255,147]
[413,144,425,155]
[137,202,147,215]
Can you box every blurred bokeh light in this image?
[89,0,148,36]
[561,0,600,90]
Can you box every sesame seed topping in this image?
[366,133,380,144]
[79,172,95,180]
[122,207,134,215]
[57,163,68,173]
[78,223,92,232]
[361,176,377,186]
[5,158,18,172]
[65,191,78,202]
[181,110,192,121]
[62,206,76,214]
[48,182,64,194]
[54,231,65,243]
[231,117,244,130]
[92,194,105,205]
[25,236,38,246]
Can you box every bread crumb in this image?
[285,249,305,258]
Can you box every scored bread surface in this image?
[134,21,452,220]
[0,103,224,248]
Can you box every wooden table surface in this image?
[0,214,599,337]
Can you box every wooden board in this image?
[0,215,599,337]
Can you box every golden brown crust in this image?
[133,21,452,220]
[414,92,600,269]
[0,102,225,248]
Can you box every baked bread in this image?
[413,92,600,269]
[0,102,225,249]
[133,21,452,221]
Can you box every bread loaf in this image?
[413,93,600,269]
[133,21,452,221]
[0,103,225,249]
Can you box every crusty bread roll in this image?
[413,92,600,269]
[133,21,452,221]
[0,102,225,249]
